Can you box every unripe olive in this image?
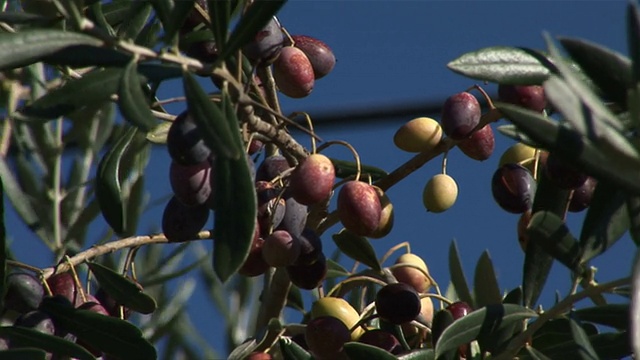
[311,297,364,340]
[499,143,538,168]
[391,253,432,293]
[423,174,458,213]
[393,117,443,153]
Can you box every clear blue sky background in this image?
[4,1,635,358]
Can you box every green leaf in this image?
[497,103,640,195]
[628,1,640,83]
[343,342,397,360]
[0,11,55,25]
[162,0,195,45]
[473,251,501,308]
[573,304,629,330]
[207,0,231,53]
[101,0,131,27]
[536,331,631,360]
[118,1,152,41]
[145,121,171,144]
[502,287,522,305]
[40,297,156,360]
[397,349,435,360]
[86,262,156,314]
[228,339,258,360]
[182,71,241,159]
[22,68,124,119]
[448,240,475,308]
[0,167,6,311]
[0,30,102,71]
[0,348,47,359]
[496,124,542,148]
[0,326,95,360]
[95,126,137,234]
[524,345,553,360]
[569,317,598,360]
[138,63,183,83]
[330,157,388,182]
[279,336,312,360]
[628,196,640,246]
[332,229,381,271]
[447,46,550,85]
[559,37,632,109]
[213,155,257,282]
[326,258,350,278]
[527,211,583,272]
[118,61,157,132]
[579,180,629,263]
[285,285,304,312]
[216,0,286,64]
[435,304,538,359]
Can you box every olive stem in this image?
[289,112,317,153]
[494,275,631,360]
[379,242,411,266]
[316,140,361,182]
[326,275,388,298]
[41,230,213,279]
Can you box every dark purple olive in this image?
[568,176,597,212]
[95,287,132,319]
[4,272,44,314]
[375,283,421,325]
[162,196,210,242]
[446,301,473,319]
[491,163,537,214]
[238,226,270,277]
[242,17,284,65]
[183,40,218,64]
[256,155,291,182]
[46,272,79,306]
[457,124,495,161]
[170,160,213,206]
[276,190,308,238]
[544,152,588,189]
[262,230,300,267]
[498,84,547,113]
[305,315,351,360]
[441,92,481,140]
[358,329,402,355]
[167,111,212,165]
[255,181,286,236]
[293,228,323,266]
[14,310,55,335]
[287,253,328,290]
[291,35,336,79]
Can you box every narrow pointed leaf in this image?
[435,304,537,359]
[569,317,599,360]
[579,181,629,263]
[343,342,397,360]
[146,121,171,144]
[527,211,583,272]
[0,348,47,359]
[0,30,102,70]
[207,0,231,52]
[448,240,474,308]
[217,0,286,63]
[330,157,388,181]
[524,345,553,360]
[86,262,157,314]
[279,337,311,360]
[0,12,54,25]
[0,326,94,360]
[118,61,156,132]
[628,196,640,246]
[0,169,6,310]
[183,71,241,159]
[119,2,152,41]
[497,103,640,195]
[496,124,542,148]
[43,45,132,67]
[213,155,257,282]
[628,1,640,83]
[95,126,137,234]
[22,68,125,119]
[162,0,195,44]
[574,303,629,330]
[40,298,156,360]
[447,46,550,85]
[538,331,631,360]
[559,37,632,109]
[473,251,502,308]
[503,287,522,305]
[326,258,350,278]
[285,285,304,312]
[397,349,435,360]
[332,229,381,271]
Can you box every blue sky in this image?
[4,1,635,357]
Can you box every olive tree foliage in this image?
[0,0,638,359]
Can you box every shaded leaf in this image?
[162,0,195,44]
[95,126,137,234]
[40,297,157,360]
[397,348,435,360]
[207,0,231,53]
[326,258,350,278]
[447,46,550,85]
[183,71,241,159]
[330,157,388,182]
[473,251,502,308]
[22,68,125,119]
[213,155,257,282]
[87,262,156,314]
[228,339,258,360]
[559,37,632,109]
[343,342,397,360]
[332,229,381,271]
[43,45,132,67]
[579,180,629,263]
[573,304,629,330]
[527,211,583,272]
[497,103,640,195]
[145,121,171,144]
[217,0,286,63]
[0,30,101,71]
[524,345,553,360]
[138,63,183,83]
[628,196,640,247]
[538,331,631,360]
[119,1,152,41]
[0,348,47,359]
[628,1,640,83]
[279,336,311,360]
[0,11,55,25]
[496,124,542,148]
[0,168,6,310]
[448,240,474,308]
[435,304,537,358]
[118,61,157,132]
[569,317,598,360]
[0,326,94,360]
[285,285,304,312]
[503,287,522,305]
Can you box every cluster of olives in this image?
[1,271,136,357]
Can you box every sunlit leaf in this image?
[343,342,397,360]
[397,349,435,360]
[448,240,474,308]
[0,29,101,71]
[332,229,381,271]
[473,251,501,308]
[527,211,583,273]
